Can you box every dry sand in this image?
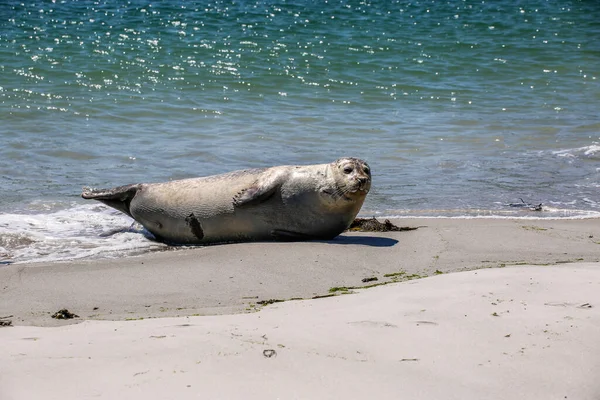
[1,218,600,399]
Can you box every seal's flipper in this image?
[81,184,141,218]
[233,170,286,207]
[233,185,278,207]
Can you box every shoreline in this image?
[2,217,599,327]
[3,209,600,265]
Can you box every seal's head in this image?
[331,157,371,201]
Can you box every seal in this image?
[82,157,371,245]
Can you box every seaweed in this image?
[348,217,419,232]
[51,309,79,320]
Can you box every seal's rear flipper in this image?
[82,184,141,218]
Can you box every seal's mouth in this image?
[351,179,371,193]
[346,184,370,197]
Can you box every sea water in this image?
[1,0,599,263]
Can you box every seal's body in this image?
[82,158,371,244]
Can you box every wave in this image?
[551,143,600,159]
[0,203,166,264]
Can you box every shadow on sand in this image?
[321,235,399,247]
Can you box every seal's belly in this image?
[143,212,275,244]
[135,205,349,244]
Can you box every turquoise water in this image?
[1,0,599,262]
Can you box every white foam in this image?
[552,143,600,158]
[383,213,600,220]
[0,203,166,264]
[366,206,600,220]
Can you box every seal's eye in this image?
[343,166,353,174]
[363,166,370,174]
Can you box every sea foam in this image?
[0,203,165,264]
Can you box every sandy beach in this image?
[1,218,600,399]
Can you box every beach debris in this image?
[51,309,79,320]
[312,293,336,300]
[0,315,13,327]
[262,349,277,358]
[256,299,285,306]
[361,277,378,283]
[415,320,438,326]
[506,198,543,211]
[348,217,418,232]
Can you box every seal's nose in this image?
[356,176,369,187]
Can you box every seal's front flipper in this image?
[233,170,286,207]
[82,184,141,218]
